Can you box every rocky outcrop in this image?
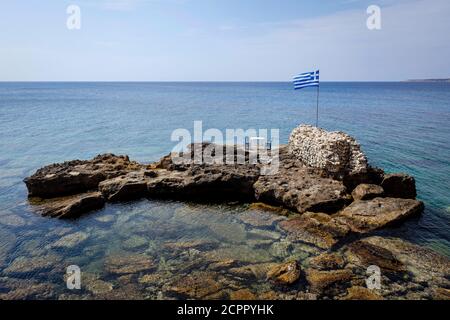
[24,154,142,198]
[289,125,368,178]
[335,197,424,233]
[22,126,424,252]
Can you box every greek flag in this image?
[293,70,319,90]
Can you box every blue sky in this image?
[0,0,449,81]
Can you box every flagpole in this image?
[316,84,320,127]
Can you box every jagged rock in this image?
[30,192,105,218]
[305,269,354,296]
[98,172,149,201]
[335,198,424,233]
[289,125,368,177]
[266,261,301,285]
[381,173,417,199]
[279,212,350,249]
[24,154,142,198]
[254,167,350,214]
[351,184,384,200]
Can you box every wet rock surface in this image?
[335,197,424,233]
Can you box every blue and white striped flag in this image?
[293,70,319,90]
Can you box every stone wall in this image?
[288,125,368,177]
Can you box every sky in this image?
[0,0,449,81]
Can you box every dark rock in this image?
[24,154,142,198]
[381,173,417,199]
[335,198,424,233]
[351,184,384,201]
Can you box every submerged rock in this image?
[3,254,62,274]
[305,269,354,296]
[341,286,383,300]
[165,271,223,299]
[104,254,155,274]
[229,289,256,300]
[266,261,301,285]
[47,231,89,249]
[279,212,350,249]
[307,253,346,271]
[0,278,55,300]
[336,197,424,233]
[0,228,16,265]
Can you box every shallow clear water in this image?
[0,82,449,298]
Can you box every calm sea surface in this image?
[0,82,449,299]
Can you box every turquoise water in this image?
[0,82,449,299]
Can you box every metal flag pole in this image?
[316,84,320,127]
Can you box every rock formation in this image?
[21,125,435,299]
[289,125,368,178]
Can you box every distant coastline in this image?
[404,78,450,83]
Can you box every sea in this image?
[0,82,449,299]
